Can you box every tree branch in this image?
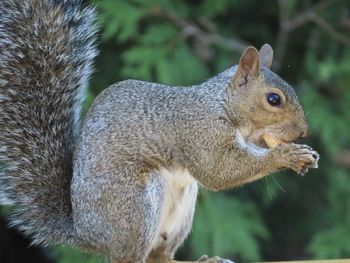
[286,0,336,30]
[274,0,290,71]
[340,11,350,29]
[274,0,349,71]
[150,6,248,61]
[333,150,350,168]
[150,2,348,67]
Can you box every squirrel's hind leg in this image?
[72,168,165,263]
[108,171,166,263]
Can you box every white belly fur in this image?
[151,167,198,250]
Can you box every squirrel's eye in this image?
[267,93,281,107]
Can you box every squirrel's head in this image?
[226,44,308,148]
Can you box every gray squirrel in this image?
[0,1,319,263]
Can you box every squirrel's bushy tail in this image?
[0,0,97,245]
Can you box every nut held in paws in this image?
[263,133,284,148]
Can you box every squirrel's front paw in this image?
[271,144,319,175]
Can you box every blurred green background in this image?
[1,0,350,262]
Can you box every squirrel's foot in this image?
[170,255,234,263]
[196,255,234,263]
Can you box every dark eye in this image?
[267,93,281,107]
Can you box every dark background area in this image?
[1,0,350,262]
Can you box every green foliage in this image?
[192,191,269,261]
[97,1,146,42]
[94,0,209,85]
[54,246,104,263]
[300,49,350,259]
[195,0,233,18]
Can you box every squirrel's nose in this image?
[300,126,309,138]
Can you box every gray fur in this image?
[0,0,97,245]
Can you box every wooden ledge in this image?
[261,260,350,263]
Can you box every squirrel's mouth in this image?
[243,128,298,150]
[259,133,295,149]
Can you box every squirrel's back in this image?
[0,0,97,245]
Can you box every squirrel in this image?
[0,0,319,263]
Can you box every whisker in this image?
[271,175,287,193]
[264,177,274,199]
[305,109,315,116]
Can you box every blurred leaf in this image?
[54,246,104,263]
[191,191,269,261]
[156,45,209,85]
[95,0,145,42]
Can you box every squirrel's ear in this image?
[259,44,273,68]
[233,46,260,86]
